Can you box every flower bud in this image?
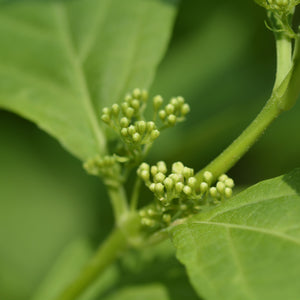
[132,132,141,143]
[125,107,135,118]
[183,185,192,195]
[121,128,128,137]
[216,181,226,194]
[200,182,208,193]
[159,110,167,120]
[133,88,141,98]
[175,182,184,193]
[203,171,213,184]
[225,187,233,198]
[128,125,136,135]
[120,117,129,128]
[111,104,120,115]
[181,103,190,115]
[147,121,156,131]
[167,114,177,126]
[101,114,110,124]
[136,121,146,134]
[172,162,184,174]
[140,170,150,181]
[157,161,167,174]
[150,129,160,140]
[102,107,110,115]
[154,172,166,183]
[151,166,158,176]
[187,177,197,188]
[225,178,235,188]
[209,187,218,198]
[155,183,164,194]
[141,89,148,102]
[163,214,171,223]
[131,99,140,110]
[153,95,163,110]
[165,104,175,115]
[183,167,194,179]
[164,177,174,190]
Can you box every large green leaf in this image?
[0,0,178,160]
[171,169,300,300]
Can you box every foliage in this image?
[0,0,299,300]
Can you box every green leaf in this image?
[171,168,300,300]
[0,0,178,160]
[102,284,169,300]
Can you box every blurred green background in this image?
[0,1,299,299]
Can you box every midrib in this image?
[53,3,107,157]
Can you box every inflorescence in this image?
[137,161,234,229]
[84,88,190,182]
[255,0,300,13]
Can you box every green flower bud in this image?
[120,117,129,128]
[183,167,194,179]
[167,114,177,126]
[111,104,120,115]
[136,121,146,134]
[139,162,150,171]
[172,162,184,174]
[140,170,150,181]
[177,96,185,106]
[209,187,218,198]
[132,132,141,143]
[101,114,110,124]
[153,95,163,110]
[164,177,174,190]
[225,178,235,188]
[139,209,147,217]
[102,107,110,115]
[125,107,135,118]
[151,166,158,176]
[147,208,156,217]
[187,177,197,188]
[121,102,129,113]
[159,110,167,120]
[175,182,184,193]
[128,125,136,135]
[154,172,166,183]
[170,97,179,108]
[155,183,164,194]
[218,174,228,182]
[141,89,148,102]
[124,94,132,102]
[165,104,175,115]
[224,187,233,198]
[131,99,140,110]
[163,214,171,224]
[141,218,155,227]
[216,181,226,194]
[180,204,188,210]
[169,173,180,183]
[150,129,160,140]
[203,171,213,184]
[157,161,167,174]
[121,128,128,137]
[133,88,141,99]
[200,182,208,193]
[147,121,156,131]
[149,183,156,192]
[183,185,192,195]
[181,103,190,115]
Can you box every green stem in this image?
[54,212,141,300]
[130,177,142,211]
[274,34,292,90]
[107,184,129,223]
[54,227,128,300]
[196,31,295,181]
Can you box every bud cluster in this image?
[137,161,234,229]
[83,155,122,184]
[154,95,190,127]
[255,0,299,12]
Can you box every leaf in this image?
[31,239,119,300]
[102,284,169,300]
[0,0,178,160]
[171,169,300,300]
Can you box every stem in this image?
[54,212,141,300]
[130,177,142,211]
[107,184,129,223]
[196,31,295,181]
[274,34,292,90]
[55,227,128,300]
